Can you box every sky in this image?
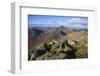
[28,15,88,29]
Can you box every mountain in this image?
[28,26,75,49]
[28,30,88,60]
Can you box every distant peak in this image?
[59,26,66,28]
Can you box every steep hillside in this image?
[28,30,88,60]
[28,26,74,49]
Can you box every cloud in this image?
[70,24,87,29]
[67,18,88,25]
[52,21,59,25]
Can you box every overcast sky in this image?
[28,15,88,29]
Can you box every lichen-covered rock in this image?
[57,52,66,59]
[75,48,88,58]
[67,40,76,46]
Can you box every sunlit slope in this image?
[28,30,88,60]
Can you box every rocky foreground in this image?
[28,31,88,60]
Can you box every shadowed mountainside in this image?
[28,26,74,49]
[28,26,88,60]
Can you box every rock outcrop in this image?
[28,31,88,60]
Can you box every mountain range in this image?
[28,25,88,60]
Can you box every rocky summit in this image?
[28,27,88,60]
